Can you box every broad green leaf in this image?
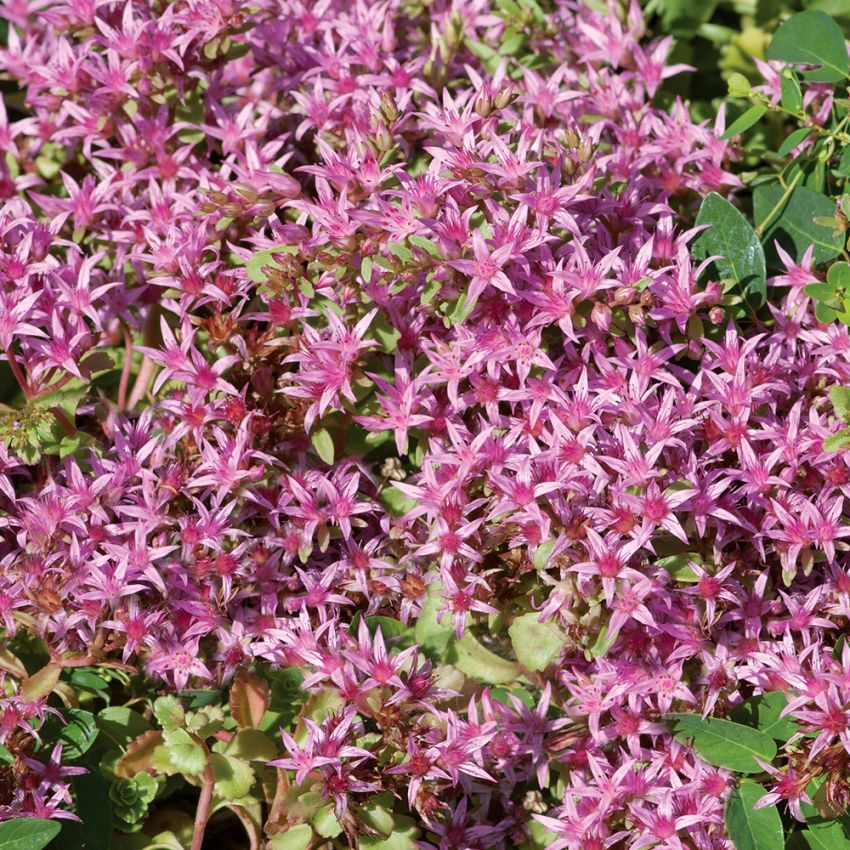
[693,193,766,307]
[796,822,850,850]
[730,691,797,741]
[451,631,521,684]
[724,782,783,850]
[50,774,113,850]
[413,586,455,659]
[360,816,420,850]
[666,714,777,773]
[311,427,335,465]
[0,819,61,850]
[162,728,206,776]
[153,696,184,732]
[210,753,255,800]
[508,613,567,672]
[312,806,343,838]
[655,552,701,583]
[222,728,277,762]
[766,10,849,83]
[42,709,98,760]
[831,386,850,422]
[267,824,314,850]
[0,743,11,764]
[246,245,297,283]
[754,184,844,266]
[720,105,768,140]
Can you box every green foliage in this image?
[765,10,849,82]
[508,613,567,672]
[724,782,783,850]
[0,819,61,850]
[693,192,767,306]
[730,692,797,742]
[666,714,777,773]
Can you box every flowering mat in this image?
[3,1,850,849]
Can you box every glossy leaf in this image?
[754,183,844,266]
[724,782,783,850]
[0,819,61,850]
[766,10,849,83]
[666,714,776,772]
[693,193,766,307]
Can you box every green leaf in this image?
[508,613,567,672]
[837,146,850,178]
[360,816,420,850]
[780,69,803,114]
[532,540,556,571]
[693,193,767,307]
[267,824,314,850]
[409,235,441,258]
[0,743,11,764]
[210,753,255,800]
[310,427,335,465]
[0,819,62,850]
[153,696,184,732]
[451,632,522,684]
[162,728,206,776]
[413,586,455,659]
[724,782,783,850]
[387,242,413,264]
[766,10,849,83]
[754,183,844,266]
[831,386,850,422]
[50,774,113,850]
[246,245,297,283]
[720,105,768,140]
[823,429,850,452]
[42,709,98,760]
[655,552,702,583]
[97,707,152,750]
[312,806,342,839]
[361,256,373,284]
[666,714,777,773]
[778,127,813,157]
[730,691,797,741]
[796,822,850,850]
[222,728,278,762]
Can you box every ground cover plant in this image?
[1,0,850,848]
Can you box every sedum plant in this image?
[0,2,849,850]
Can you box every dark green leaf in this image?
[730,691,797,741]
[0,819,61,850]
[666,714,777,772]
[693,193,767,307]
[50,774,113,850]
[780,69,803,114]
[754,183,844,266]
[97,707,152,750]
[778,127,813,157]
[724,782,783,850]
[796,822,850,850]
[41,709,98,760]
[766,10,849,83]
[720,105,768,140]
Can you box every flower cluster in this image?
[1,0,849,847]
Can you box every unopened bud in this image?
[591,302,612,331]
[374,120,393,152]
[474,91,493,118]
[380,91,399,123]
[494,85,516,110]
[578,138,594,163]
[709,306,725,325]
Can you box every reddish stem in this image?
[6,349,31,399]
[191,753,216,850]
